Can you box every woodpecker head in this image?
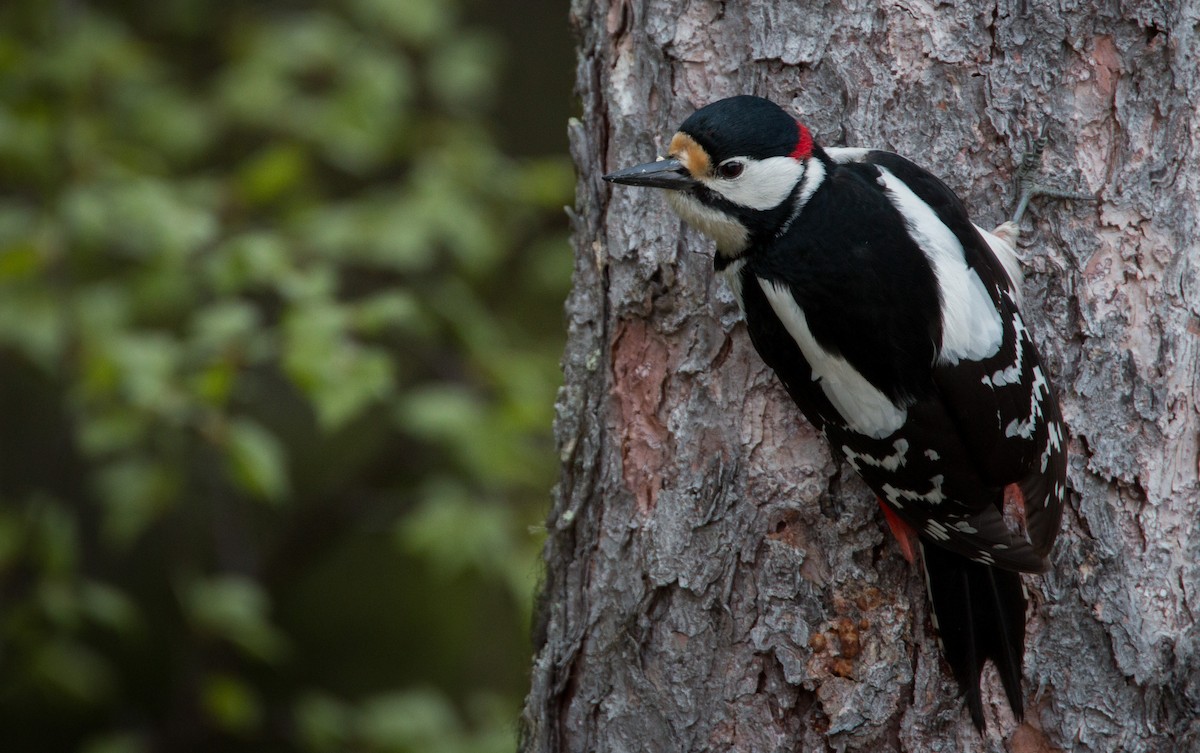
[604,95,822,258]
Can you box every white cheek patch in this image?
[875,167,1003,365]
[705,156,805,211]
[666,191,749,255]
[759,278,907,439]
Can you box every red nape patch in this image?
[790,122,813,160]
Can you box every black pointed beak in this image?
[603,158,697,190]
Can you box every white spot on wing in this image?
[875,167,1003,364]
[1004,364,1049,440]
[924,519,951,541]
[759,278,907,438]
[1039,418,1064,472]
[882,474,946,508]
[971,551,996,565]
[842,438,910,472]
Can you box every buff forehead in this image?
[668,132,711,176]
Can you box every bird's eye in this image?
[717,161,744,179]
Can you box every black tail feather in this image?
[919,542,1027,731]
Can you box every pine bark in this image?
[523,1,1200,750]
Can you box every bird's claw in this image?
[1011,124,1095,225]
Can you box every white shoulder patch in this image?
[824,147,873,164]
[874,167,1003,365]
[759,278,907,439]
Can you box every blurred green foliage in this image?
[0,0,572,751]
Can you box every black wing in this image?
[744,150,1065,571]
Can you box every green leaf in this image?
[397,479,512,577]
[352,291,424,335]
[513,157,576,208]
[80,733,146,753]
[30,498,78,576]
[201,674,263,734]
[59,177,218,260]
[79,580,140,634]
[0,508,22,572]
[355,690,461,752]
[0,287,65,367]
[294,693,351,753]
[237,143,310,206]
[77,410,145,457]
[31,640,116,705]
[93,458,175,546]
[205,232,293,293]
[348,0,452,46]
[225,418,289,503]
[427,33,500,110]
[283,300,395,429]
[396,385,482,444]
[190,300,261,353]
[186,576,288,663]
[104,332,185,417]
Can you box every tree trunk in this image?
[523,1,1200,750]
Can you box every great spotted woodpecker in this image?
[604,95,1069,730]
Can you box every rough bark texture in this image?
[523,1,1200,750]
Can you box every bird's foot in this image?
[1011,123,1095,225]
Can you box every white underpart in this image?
[721,257,747,310]
[875,167,1003,365]
[842,438,909,472]
[705,156,806,211]
[976,221,1025,304]
[760,278,907,438]
[667,191,750,255]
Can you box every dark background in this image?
[0,0,574,750]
